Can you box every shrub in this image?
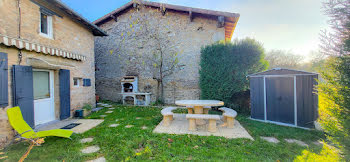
[318,56,350,159]
[294,143,341,161]
[199,38,268,113]
[82,104,92,111]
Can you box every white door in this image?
[33,70,55,126]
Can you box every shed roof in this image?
[93,0,240,41]
[44,0,108,36]
[248,68,318,77]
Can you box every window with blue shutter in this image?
[0,52,8,108]
[83,79,91,87]
[13,65,35,127]
[59,69,71,119]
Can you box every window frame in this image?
[73,78,80,87]
[39,12,53,39]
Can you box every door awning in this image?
[0,34,86,61]
[26,57,75,70]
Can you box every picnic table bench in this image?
[186,114,220,132]
[219,107,237,128]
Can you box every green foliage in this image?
[265,49,304,70]
[294,143,341,162]
[150,99,164,106]
[199,38,268,113]
[318,56,350,159]
[82,104,92,111]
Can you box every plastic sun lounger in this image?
[6,106,73,140]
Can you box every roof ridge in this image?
[93,0,239,25]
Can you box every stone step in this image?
[80,137,94,143]
[81,146,100,154]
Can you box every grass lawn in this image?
[3,102,328,161]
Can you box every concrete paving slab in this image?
[105,111,113,114]
[285,139,308,147]
[36,119,103,134]
[261,137,280,143]
[80,138,94,143]
[72,119,104,133]
[92,107,103,112]
[81,146,100,154]
[100,115,107,118]
[153,114,253,140]
[35,119,79,131]
[109,124,120,127]
[125,125,134,128]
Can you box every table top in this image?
[175,100,224,107]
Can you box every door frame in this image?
[33,69,55,126]
[263,75,297,126]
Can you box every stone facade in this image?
[95,6,225,104]
[0,0,100,148]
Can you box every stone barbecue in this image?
[120,76,151,106]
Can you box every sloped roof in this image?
[93,0,240,41]
[248,68,318,77]
[44,0,108,36]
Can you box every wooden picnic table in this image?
[175,100,224,125]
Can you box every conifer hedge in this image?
[199,38,268,113]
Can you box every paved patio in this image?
[153,114,254,140]
[36,119,104,134]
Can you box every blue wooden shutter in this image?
[0,53,8,108]
[59,69,71,119]
[13,65,35,127]
[83,79,91,87]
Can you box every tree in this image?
[199,38,268,112]
[320,0,350,56]
[265,50,304,70]
[134,0,185,103]
[301,51,327,72]
[318,0,350,159]
[110,0,184,103]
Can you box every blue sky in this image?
[62,0,329,57]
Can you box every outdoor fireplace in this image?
[121,76,138,93]
[124,96,135,105]
[120,76,151,106]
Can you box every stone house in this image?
[0,0,107,147]
[94,1,240,104]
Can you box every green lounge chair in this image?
[6,106,73,139]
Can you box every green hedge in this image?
[199,38,268,113]
[318,56,350,159]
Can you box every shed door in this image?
[266,77,295,124]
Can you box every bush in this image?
[294,143,341,161]
[82,104,92,111]
[199,38,268,113]
[318,56,350,159]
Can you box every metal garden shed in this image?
[248,68,318,128]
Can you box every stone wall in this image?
[95,7,225,104]
[0,0,96,148]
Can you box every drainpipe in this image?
[17,0,22,65]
